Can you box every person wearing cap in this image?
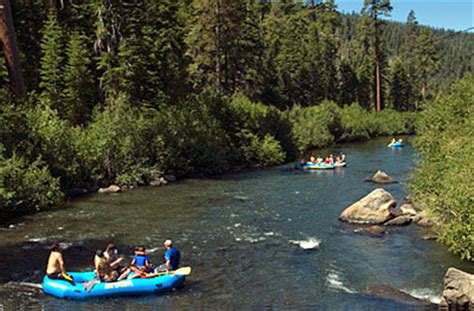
[161,239,180,273]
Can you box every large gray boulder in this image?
[339,188,399,224]
[365,170,397,184]
[443,267,474,307]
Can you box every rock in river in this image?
[363,285,436,307]
[384,215,413,226]
[354,225,386,235]
[98,185,121,194]
[442,267,474,308]
[365,170,397,184]
[400,203,417,216]
[339,188,399,224]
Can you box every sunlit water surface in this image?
[0,137,472,309]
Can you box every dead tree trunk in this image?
[0,0,26,97]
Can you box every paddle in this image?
[146,266,192,278]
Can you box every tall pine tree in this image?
[63,32,95,124]
[361,0,392,111]
[39,6,65,109]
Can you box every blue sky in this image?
[335,0,473,31]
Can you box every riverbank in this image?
[0,137,472,308]
[0,93,417,223]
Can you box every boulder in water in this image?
[339,188,399,224]
[384,215,413,226]
[365,170,397,184]
[415,217,433,228]
[442,267,474,308]
[422,233,437,241]
[400,203,417,216]
[354,225,386,235]
[98,185,121,194]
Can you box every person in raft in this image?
[46,242,75,285]
[103,244,126,275]
[157,239,181,273]
[340,152,346,163]
[388,137,396,147]
[118,246,153,279]
[94,249,119,282]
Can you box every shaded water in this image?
[1,137,472,309]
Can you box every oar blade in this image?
[173,266,191,276]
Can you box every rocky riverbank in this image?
[338,178,474,309]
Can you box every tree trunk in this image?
[214,0,221,94]
[374,17,381,112]
[0,0,26,97]
[375,61,381,112]
[421,80,426,100]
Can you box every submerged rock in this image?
[365,170,397,184]
[384,215,413,226]
[98,185,121,194]
[422,234,437,241]
[339,188,399,224]
[354,225,386,235]
[363,285,435,306]
[443,267,474,308]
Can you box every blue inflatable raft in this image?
[390,142,405,148]
[295,162,335,170]
[42,268,190,299]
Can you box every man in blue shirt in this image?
[162,239,180,273]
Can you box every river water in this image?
[0,137,472,309]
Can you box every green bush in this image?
[288,100,341,153]
[0,150,62,219]
[372,109,417,135]
[80,93,167,185]
[237,130,285,167]
[339,103,374,141]
[410,75,473,260]
[26,104,83,188]
[156,95,231,177]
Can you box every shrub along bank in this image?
[0,90,416,221]
[409,75,473,260]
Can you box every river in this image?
[0,137,472,309]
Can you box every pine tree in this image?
[401,10,419,108]
[389,57,410,111]
[39,7,65,108]
[361,0,392,111]
[187,0,262,96]
[352,15,375,110]
[139,1,190,106]
[63,32,95,124]
[413,28,439,100]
